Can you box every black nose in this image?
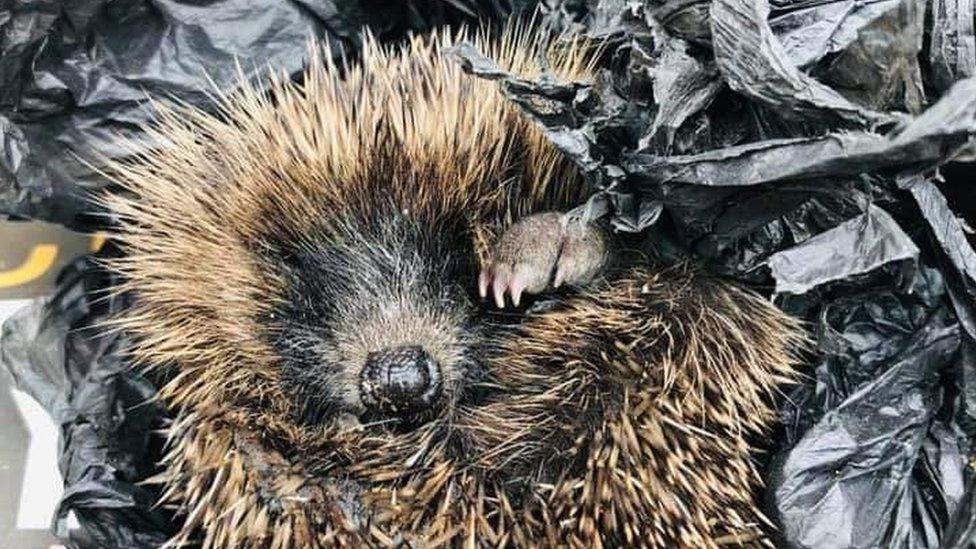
[360,345,442,416]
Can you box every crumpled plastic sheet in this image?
[626,75,976,187]
[901,175,976,342]
[771,266,965,548]
[710,0,897,126]
[766,204,919,295]
[0,255,173,547]
[929,0,976,93]
[770,0,904,69]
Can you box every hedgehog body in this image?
[107,26,805,548]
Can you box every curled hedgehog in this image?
[105,24,806,549]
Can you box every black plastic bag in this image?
[1,254,173,547]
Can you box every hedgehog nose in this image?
[360,345,442,416]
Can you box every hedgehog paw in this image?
[479,212,608,308]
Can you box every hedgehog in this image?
[103,23,806,549]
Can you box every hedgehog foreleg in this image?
[479,211,610,308]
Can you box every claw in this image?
[480,211,605,306]
[478,268,491,299]
[553,266,565,288]
[492,265,510,308]
[510,270,527,307]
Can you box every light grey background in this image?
[0,298,65,549]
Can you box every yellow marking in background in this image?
[0,245,59,288]
[89,233,107,252]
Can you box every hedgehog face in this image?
[269,214,483,428]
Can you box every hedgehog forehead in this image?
[269,215,475,324]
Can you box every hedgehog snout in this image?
[360,345,443,417]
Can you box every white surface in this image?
[10,389,61,530]
[1,298,72,547]
[0,300,29,325]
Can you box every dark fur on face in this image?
[268,208,486,427]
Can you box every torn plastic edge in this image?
[709,0,898,127]
[770,0,903,69]
[638,30,723,152]
[766,204,919,295]
[901,174,976,341]
[929,0,976,92]
[900,175,976,285]
[625,76,976,186]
